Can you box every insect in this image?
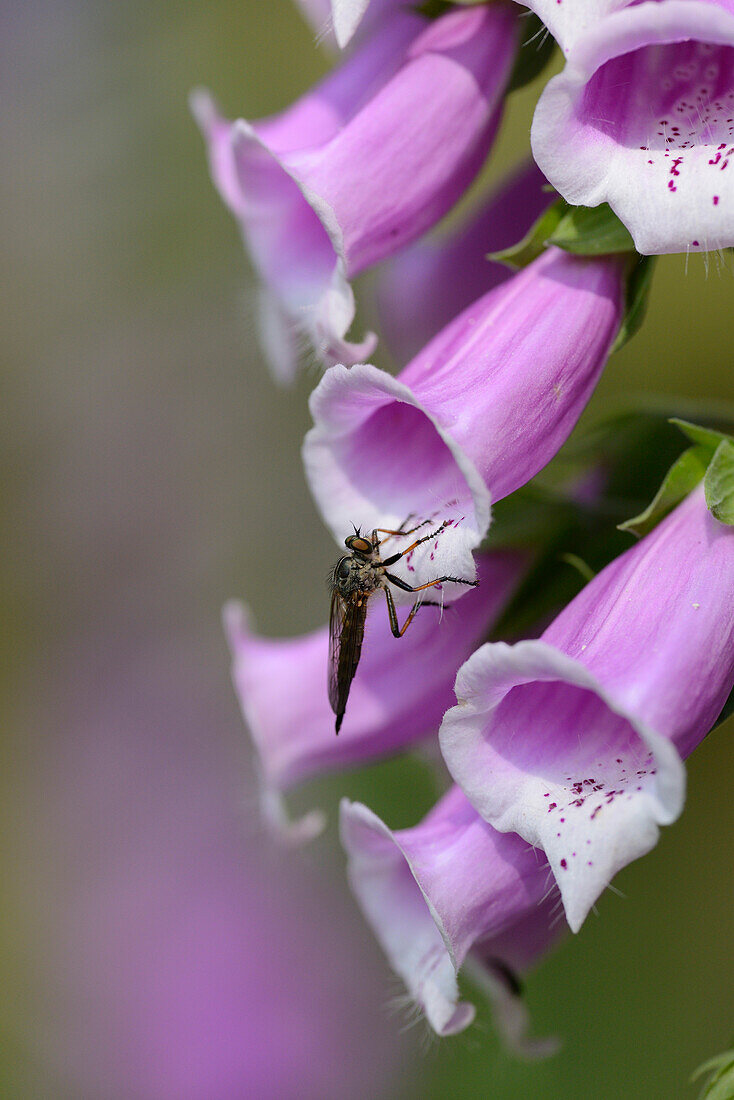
[327,517,478,734]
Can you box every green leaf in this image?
[704,438,734,524]
[690,1049,734,1100]
[489,198,567,270]
[611,256,656,353]
[548,203,636,255]
[618,445,710,537]
[507,15,556,93]
[671,417,734,451]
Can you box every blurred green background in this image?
[1,1,732,1096]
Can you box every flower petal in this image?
[532,1,734,253]
[340,789,557,1039]
[303,363,491,597]
[331,0,374,48]
[440,640,686,932]
[441,488,734,930]
[374,159,552,364]
[191,93,376,378]
[297,6,516,274]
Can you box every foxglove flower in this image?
[192,4,518,380]
[375,159,552,364]
[224,551,528,840]
[440,486,734,932]
[531,0,734,253]
[303,247,626,598]
[341,786,563,1048]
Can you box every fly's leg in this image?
[372,515,430,548]
[384,570,478,592]
[383,587,427,638]
[383,589,450,638]
[380,520,453,568]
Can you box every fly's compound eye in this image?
[336,558,352,582]
[345,535,372,554]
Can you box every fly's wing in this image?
[328,588,367,729]
[327,587,347,715]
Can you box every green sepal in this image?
[704,439,734,525]
[670,417,734,451]
[610,256,656,353]
[490,199,640,272]
[547,202,636,255]
[690,1048,734,1100]
[617,445,710,538]
[488,198,567,270]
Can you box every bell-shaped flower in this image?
[440,486,734,932]
[303,247,627,599]
[224,551,528,841]
[341,786,563,1048]
[192,4,518,380]
[374,159,552,364]
[531,0,734,254]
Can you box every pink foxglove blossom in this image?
[440,486,734,932]
[375,159,552,364]
[341,786,563,1048]
[192,4,518,380]
[303,248,626,599]
[224,551,527,840]
[531,0,734,253]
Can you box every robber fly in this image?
[328,518,478,734]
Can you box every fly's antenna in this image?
[351,522,361,537]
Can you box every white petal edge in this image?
[331,0,373,48]
[340,798,476,1036]
[223,600,326,845]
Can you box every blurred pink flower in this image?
[192,4,518,379]
[39,639,408,1099]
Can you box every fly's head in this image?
[331,530,380,597]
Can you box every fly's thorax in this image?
[331,553,383,597]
